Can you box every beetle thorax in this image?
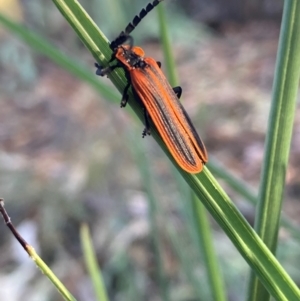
[116,46,147,69]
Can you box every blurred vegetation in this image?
[0,0,300,301]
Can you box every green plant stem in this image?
[157,4,227,300]
[247,1,300,301]
[0,199,77,301]
[28,247,78,301]
[156,3,178,85]
[80,224,109,301]
[208,158,300,240]
[192,194,227,301]
[0,13,118,102]
[189,168,300,300]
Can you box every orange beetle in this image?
[95,0,208,173]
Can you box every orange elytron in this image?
[95,0,208,173]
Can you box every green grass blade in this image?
[27,246,78,301]
[191,169,300,300]
[0,200,77,301]
[156,3,178,86]
[0,12,118,102]
[50,1,300,299]
[247,1,300,300]
[53,0,133,100]
[157,3,227,300]
[208,158,258,204]
[192,195,227,301]
[208,158,300,240]
[80,224,109,301]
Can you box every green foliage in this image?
[0,0,300,301]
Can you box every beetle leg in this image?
[172,86,182,99]
[121,83,131,108]
[142,108,151,138]
[94,62,120,77]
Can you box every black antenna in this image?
[110,0,164,50]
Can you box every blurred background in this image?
[0,0,300,300]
